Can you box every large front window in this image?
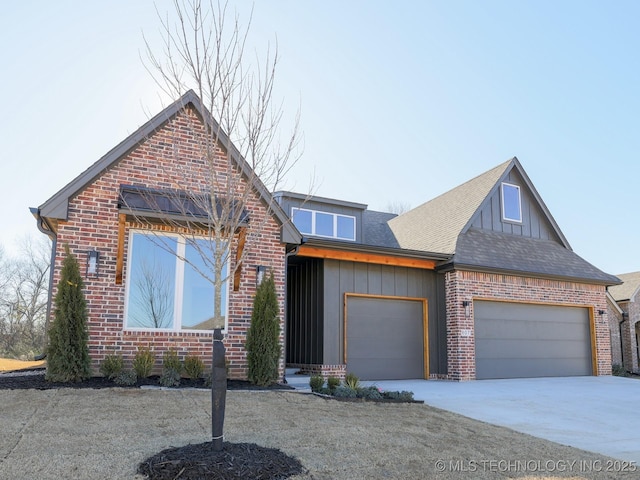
[291,208,356,241]
[125,231,228,331]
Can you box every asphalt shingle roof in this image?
[361,210,399,248]
[387,160,511,254]
[454,228,620,285]
[608,271,640,301]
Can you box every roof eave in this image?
[301,237,451,262]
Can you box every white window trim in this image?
[123,230,229,333]
[291,207,356,241]
[501,182,523,223]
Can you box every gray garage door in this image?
[346,296,425,380]
[475,301,593,380]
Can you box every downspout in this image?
[281,242,302,383]
[29,208,57,361]
[619,312,628,372]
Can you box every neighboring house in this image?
[32,91,300,380]
[278,159,620,380]
[32,91,620,381]
[608,272,640,373]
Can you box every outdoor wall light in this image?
[87,249,100,277]
[462,300,471,319]
[256,265,267,286]
[597,309,605,317]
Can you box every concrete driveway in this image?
[365,375,640,465]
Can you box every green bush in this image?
[327,376,340,392]
[612,364,629,377]
[100,354,124,380]
[159,367,181,387]
[133,346,155,378]
[246,273,281,386]
[333,385,357,398]
[162,348,183,375]
[357,386,383,400]
[184,355,204,379]
[343,372,360,390]
[309,375,325,392]
[46,245,91,383]
[114,370,137,386]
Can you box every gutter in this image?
[619,311,629,370]
[29,207,57,361]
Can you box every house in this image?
[278,159,620,381]
[31,90,300,380]
[608,272,640,373]
[32,91,620,381]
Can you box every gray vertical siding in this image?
[286,257,324,364]
[323,259,447,375]
[471,169,560,242]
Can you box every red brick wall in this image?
[445,270,612,380]
[617,299,640,373]
[50,106,287,380]
[607,298,624,369]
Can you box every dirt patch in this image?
[0,389,637,479]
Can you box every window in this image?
[125,231,228,331]
[501,182,522,223]
[291,208,356,241]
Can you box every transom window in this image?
[501,182,522,223]
[125,231,228,331]
[291,208,356,241]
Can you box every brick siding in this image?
[446,270,612,380]
[50,106,287,380]
[617,297,640,373]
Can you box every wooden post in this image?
[211,328,227,451]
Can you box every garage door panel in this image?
[347,297,425,380]
[475,301,592,379]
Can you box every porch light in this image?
[256,265,267,286]
[87,249,100,277]
[462,300,471,319]
[598,309,605,317]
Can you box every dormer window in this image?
[501,182,522,223]
[292,208,356,241]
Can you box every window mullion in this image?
[174,236,186,331]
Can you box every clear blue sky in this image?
[1,1,638,275]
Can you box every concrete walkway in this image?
[363,376,640,464]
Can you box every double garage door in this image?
[345,296,426,380]
[474,301,594,380]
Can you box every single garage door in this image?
[346,295,426,380]
[475,301,593,380]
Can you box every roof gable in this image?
[465,158,570,249]
[387,159,511,254]
[609,271,640,302]
[35,90,300,244]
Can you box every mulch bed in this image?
[138,441,305,480]
[0,369,293,391]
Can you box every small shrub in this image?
[184,355,205,379]
[343,372,360,390]
[357,386,383,400]
[309,375,325,392]
[612,364,629,377]
[114,370,137,386]
[159,368,181,387]
[333,385,357,398]
[133,346,155,378]
[382,391,399,400]
[398,390,414,401]
[162,349,183,375]
[327,376,340,392]
[100,354,124,380]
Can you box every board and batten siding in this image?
[322,259,447,375]
[470,169,561,242]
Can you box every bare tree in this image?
[0,236,50,359]
[127,0,301,451]
[132,259,173,329]
[386,201,411,215]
